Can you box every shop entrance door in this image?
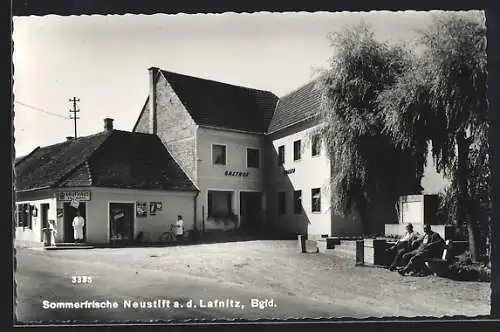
[240,192,262,233]
[40,203,50,242]
[63,203,86,242]
[109,203,135,243]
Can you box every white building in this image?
[15,119,198,246]
[131,67,448,239]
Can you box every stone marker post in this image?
[298,235,306,253]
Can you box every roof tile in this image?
[161,70,279,133]
[267,80,322,133]
[15,130,197,192]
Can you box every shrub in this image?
[447,251,491,282]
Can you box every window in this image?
[312,134,321,156]
[247,148,260,168]
[311,188,321,212]
[16,203,32,229]
[208,191,233,219]
[278,192,286,215]
[293,190,302,214]
[293,140,301,161]
[278,145,285,165]
[212,144,226,165]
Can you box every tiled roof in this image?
[88,131,197,191]
[267,79,322,134]
[161,70,279,133]
[15,133,110,192]
[15,130,197,192]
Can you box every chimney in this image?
[66,136,74,141]
[148,66,158,135]
[104,118,114,131]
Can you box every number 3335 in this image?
[72,276,92,284]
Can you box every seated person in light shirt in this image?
[398,224,445,276]
[384,223,419,271]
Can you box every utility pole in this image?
[69,97,80,139]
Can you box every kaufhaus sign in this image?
[57,191,91,201]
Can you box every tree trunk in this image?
[457,131,479,261]
[467,220,480,262]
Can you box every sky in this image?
[12,10,479,157]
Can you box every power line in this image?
[14,101,69,119]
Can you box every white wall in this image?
[15,196,57,244]
[54,187,196,244]
[196,127,266,229]
[268,121,349,238]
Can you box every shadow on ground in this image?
[85,227,299,249]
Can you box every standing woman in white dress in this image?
[72,210,85,243]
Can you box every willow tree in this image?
[378,12,488,261]
[317,22,423,235]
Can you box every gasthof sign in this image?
[58,191,91,201]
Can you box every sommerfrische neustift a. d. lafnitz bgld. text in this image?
[42,298,277,310]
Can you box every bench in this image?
[424,240,454,276]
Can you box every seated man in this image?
[398,224,445,276]
[384,223,419,271]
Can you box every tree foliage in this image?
[378,12,489,260]
[317,22,423,234]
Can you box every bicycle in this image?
[159,224,178,244]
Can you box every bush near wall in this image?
[446,251,491,282]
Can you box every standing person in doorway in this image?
[72,210,85,243]
[175,215,184,242]
[48,219,57,247]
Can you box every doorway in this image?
[239,192,262,232]
[63,203,86,242]
[109,203,135,243]
[40,204,50,242]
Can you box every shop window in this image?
[247,148,260,168]
[312,188,321,213]
[278,145,285,165]
[208,191,234,219]
[293,140,301,161]
[278,192,286,215]
[212,144,227,165]
[293,190,302,214]
[312,134,321,157]
[16,203,32,229]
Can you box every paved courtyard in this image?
[14,240,490,323]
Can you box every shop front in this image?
[109,202,135,243]
[57,190,90,243]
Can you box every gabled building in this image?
[132,67,449,239]
[15,118,198,246]
[133,68,279,233]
